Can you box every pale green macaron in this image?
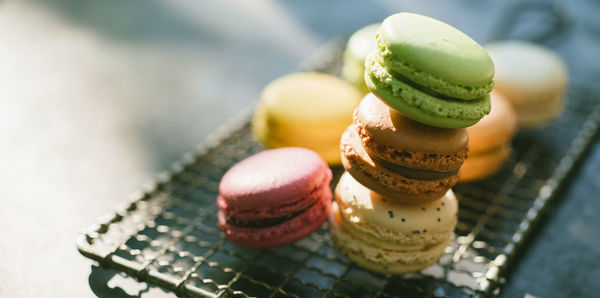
[366,13,495,128]
[341,23,379,93]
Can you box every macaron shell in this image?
[341,126,457,203]
[515,94,564,128]
[257,72,362,126]
[329,202,450,274]
[264,119,348,139]
[252,72,362,163]
[342,23,380,93]
[254,102,349,138]
[259,124,343,148]
[377,13,494,88]
[497,86,566,111]
[365,53,491,128]
[459,145,510,182]
[219,147,332,216]
[356,125,467,173]
[485,41,567,127]
[467,91,517,153]
[335,172,457,246]
[345,24,381,64]
[355,93,469,153]
[219,194,331,249]
[341,61,369,94]
[486,41,567,101]
[354,93,468,172]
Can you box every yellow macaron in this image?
[252,72,363,164]
[485,41,568,128]
[460,91,517,182]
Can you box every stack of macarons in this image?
[252,72,363,165]
[330,13,495,274]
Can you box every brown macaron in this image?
[340,93,468,203]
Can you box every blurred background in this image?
[1,0,599,297]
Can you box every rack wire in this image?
[78,37,600,296]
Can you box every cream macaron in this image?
[330,172,457,274]
[485,41,568,128]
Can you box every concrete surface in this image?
[0,0,599,297]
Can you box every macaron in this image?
[217,147,332,249]
[460,91,517,182]
[341,23,380,94]
[252,72,363,164]
[340,93,468,203]
[365,13,494,128]
[485,41,568,128]
[330,172,457,274]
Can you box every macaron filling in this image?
[341,127,458,202]
[333,203,430,251]
[226,197,321,228]
[370,155,459,180]
[219,195,331,249]
[353,122,468,173]
[219,174,331,220]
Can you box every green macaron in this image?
[365,13,494,128]
[341,23,380,93]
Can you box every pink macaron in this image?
[217,147,333,249]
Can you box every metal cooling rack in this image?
[78,49,600,297]
[78,4,600,296]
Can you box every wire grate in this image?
[79,41,600,297]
